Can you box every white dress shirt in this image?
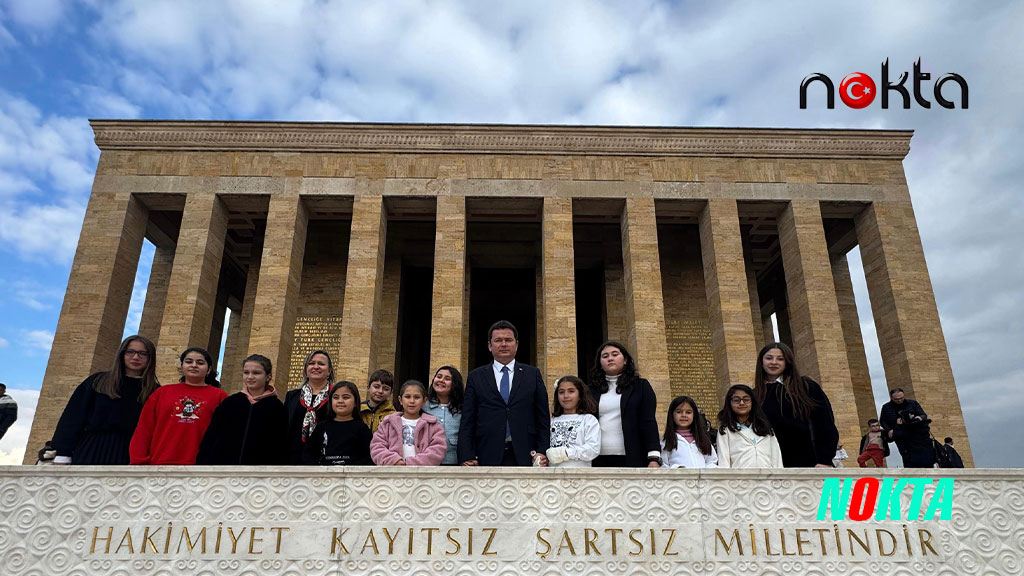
[492,359,516,396]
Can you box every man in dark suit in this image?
[458,320,551,466]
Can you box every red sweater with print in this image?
[130,382,228,465]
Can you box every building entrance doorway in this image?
[467,267,537,370]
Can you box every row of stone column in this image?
[25,188,973,466]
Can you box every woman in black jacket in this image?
[587,341,661,468]
[197,354,288,465]
[284,350,335,464]
[51,335,160,464]
[754,342,838,468]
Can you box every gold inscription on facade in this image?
[666,318,717,407]
[288,315,343,388]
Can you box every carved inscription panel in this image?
[0,468,1019,576]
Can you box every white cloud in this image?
[1,0,68,32]
[0,337,8,348]
[22,329,54,352]
[0,92,94,263]
[0,388,38,465]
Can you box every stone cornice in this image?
[90,120,912,159]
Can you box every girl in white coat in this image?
[661,396,717,468]
[546,376,601,467]
[716,384,783,468]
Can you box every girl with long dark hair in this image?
[716,384,782,468]
[754,342,838,468]
[661,396,717,468]
[52,335,160,465]
[587,341,661,468]
[423,365,464,465]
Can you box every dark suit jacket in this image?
[590,378,661,467]
[458,362,550,465]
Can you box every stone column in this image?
[23,190,148,463]
[337,193,387,385]
[462,266,471,372]
[247,190,309,393]
[235,231,264,372]
[604,262,628,344]
[699,199,758,399]
[745,252,766,351]
[620,197,672,415]
[429,195,467,373]
[831,252,877,432]
[156,193,229,385]
[137,243,175,344]
[541,197,578,390]
[777,199,860,452]
[855,200,973,466]
[376,257,402,374]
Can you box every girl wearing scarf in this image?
[285,350,335,464]
[197,354,288,465]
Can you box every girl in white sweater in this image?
[715,384,783,468]
[661,396,717,468]
[546,376,601,467]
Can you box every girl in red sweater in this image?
[130,347,228,465]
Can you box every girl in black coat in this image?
[587,341,662,468]
[52,335,161,465]
[754,342,838,468]
[197,354,288,465]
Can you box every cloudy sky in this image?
[0,1,1021,466]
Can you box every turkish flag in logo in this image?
[840,72,876,109]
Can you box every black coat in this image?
[197,392,288,465]
[0,394,17,441]
[880,398,934,467]
[759,378,839,467]
[590,378,661,468]
[879,398,926,441]
[458,362,550,465]
[51,373,144,465]
[285,388,333,465]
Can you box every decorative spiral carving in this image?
[412,485,436,509]
[369,485,397,509]
[496,485,524,509]
[5,545,28,572]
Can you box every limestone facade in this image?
[25,122,972,466]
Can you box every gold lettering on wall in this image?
[666,318,717,408]
[288,315,343,388]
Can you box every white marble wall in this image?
[0,467,1019,575]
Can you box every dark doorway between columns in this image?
[395,265,432,383]
[468,267,537,370]
[574,267,605,378]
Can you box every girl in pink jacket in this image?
[370,380,447,466]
